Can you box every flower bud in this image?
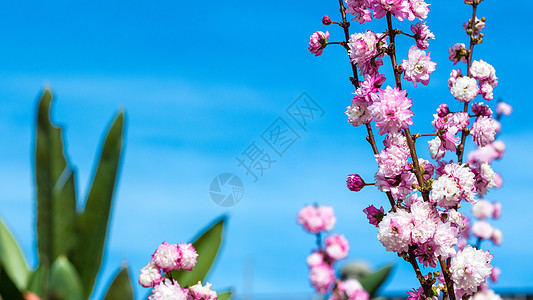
[346,174,365,192]
[322,16,332,25]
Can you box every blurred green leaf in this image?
[35,89,77,264]
[0,218,30,291]
[172,216,226,287]
[70,111,125,299]
[360,264,394,299]
[217,290,233,300]
[103,265,134,300]
[26,264,49,299]
[0,263,25,300]
[49,256,83,300]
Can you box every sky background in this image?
[1,0,532,299]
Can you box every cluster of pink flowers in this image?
[298,205,369,299]
[139,241,217,300]
[345,0,430,24]
[307,0,511,298]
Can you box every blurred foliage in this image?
[0,89,128,299]
[0,89,232,300]
[341,262,394,299]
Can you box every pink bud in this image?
[322,16,332,25]
[347,174,365,192]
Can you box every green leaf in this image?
[26,264,49,299]
[171,216,226,288]
[70,111,125,299]
[49,256,83,300]
[103,265,134,300]
[217,290,233,300]
[0,218,30,290]
[0,263,25,300]
[35,89,77,264]
[360,264,394,299]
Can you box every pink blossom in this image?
[373,0,410,21]
[407,287,425,300]
[491,228,502,246]
[345,0,374,23]
[401,46,436,87]
[492,202,502,219]
[407,0,430,21]
[383,131,410,154]
[450,246,493,294]
[471,116,496,147]
[307,251,324,268]
[348,30,388,76]
[448,43,467,64]
[330,279,369,300]
[496,101,512,116]
[432,221,460,259]
[309,263,336,294]
[448,69,462,88]
[152,242,182,273]
[375,145,409,178]
[376,171,417,200]
[410,22,434,49]
[480,82,494,101]
[188,281,217,300]
[472,199,494,220]
[431,163,476,208]
[472,221,493,240]
[353,74,386,103]
[178,243,198,271]
[493,172,503,188]
[490,267,501,283]
[474,162,496,195]
[369,86,414,135]
[297,205,336,234]
[471,289,502,300]
[363,205,385,226]
[437,103,450,117]
[472,102,492,117]
[347,174,366,191]
[325,234,350,261]
[309,31,329,56]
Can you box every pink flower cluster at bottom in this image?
[139,242,217,300]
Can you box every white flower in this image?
[346,102,372,127]
[472,289,502,300]
[139,262,162,288]
[470,60,496,82]
[450,246,493,293]
[472,199,494,220]
[430,175,461,208]
[450,77,479,102]
[472,220,494,240]
[149,279,187,300]
[428,137,445,160]
[377,209,413,253]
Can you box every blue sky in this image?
[1,0,532,299]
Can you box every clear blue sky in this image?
[1,1,532,299]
